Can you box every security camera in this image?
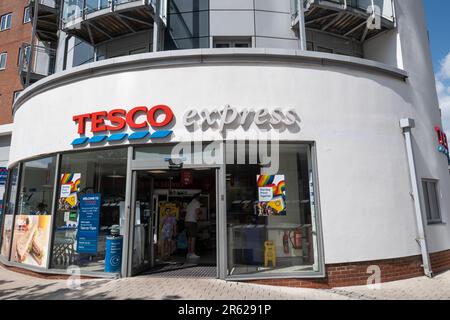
[168,158,183,170]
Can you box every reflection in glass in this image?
[165,0,209,50]
[50,148,127,272]
[10,157,56,267]
[0,167,19,258]
[227,144,317,276]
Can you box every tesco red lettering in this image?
[126,106,148,129]
[73,105,174,134]
[91,111,108,132]
[147,105,174,127]
[72,113,91,135]
[107,109,127,131]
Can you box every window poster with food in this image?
[257,175,287,216]
[0,215,13,257]
[58,173,81,210]
[10,215,51,267]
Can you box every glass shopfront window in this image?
[0,166,18,259]
[10,157,56,267]
[50,148,127,272]
[226,143,318,276]
[0,168,7,232]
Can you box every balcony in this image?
[61,0,156,45]
[29,0,61,42]
[293,0,395,42]
[19,43,57,87]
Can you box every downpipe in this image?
[400,118,433,278]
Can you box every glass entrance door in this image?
[130,172,155,275]
[130,168,219,276]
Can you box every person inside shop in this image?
[35,202,48,215]
[185,193,202,260]
[161,207,177,259]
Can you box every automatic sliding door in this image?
[131,172,154,275]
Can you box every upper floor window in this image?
[213,38,252,49]
[422,179,442,224]
[23,7,31,24]
[13,91,22,103]
[0,52,7,70]
[18,44,31,66]
[1,13,12,31]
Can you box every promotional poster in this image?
[76,194,101,254]
[256,175,287,216]
[10,215,52,267]
[58,173,81,210]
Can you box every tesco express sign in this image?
[71,105,174,146]
[71,104,300,146]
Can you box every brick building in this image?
[0,0,32,211]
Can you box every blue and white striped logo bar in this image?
[71,130,173,146]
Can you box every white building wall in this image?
[394,0,450,254]
[363,29,402,68]
[210,0,299,49]
[0,134,11,168]
[10,56,423,264]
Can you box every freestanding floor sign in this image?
[105,235,123,273]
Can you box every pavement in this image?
[0,265,450,300]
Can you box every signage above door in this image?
[71,105,175,146]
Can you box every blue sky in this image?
[424,0,450,134]
[424,1,449,72]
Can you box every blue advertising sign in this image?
[76,194,101,254]
[105,236,123,273]
[0,200,3,215]
[0,168,7,186]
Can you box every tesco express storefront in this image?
[0,50,435,286]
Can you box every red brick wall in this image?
[430,249,450,274]
[0,0,32,125]
[247,249,450,288]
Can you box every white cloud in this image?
[436,52,450,136]
[439,52,450,79]
[436,77,445,95]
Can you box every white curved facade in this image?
[2,0,449,285]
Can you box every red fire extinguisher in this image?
[290,228,302,250]
[283,231,290,254]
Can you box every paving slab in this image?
[1,265,450,300]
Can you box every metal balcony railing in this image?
[292,0,395,44]
[32,0,58,8]
[29,0,60,42]
[291,0,395,21]
[62,0,156,23]
[19,43,57,87]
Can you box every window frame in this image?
[422,179,443,224]
[13,91,22,103]
[0,52,7,70]
[224,141,325,280]
[0,13,12,31]
[17,44,31,67]
[213,38,252,49]
[23,6,31,24]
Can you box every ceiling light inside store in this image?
[147,170,167,174]
[107,171,125,178]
